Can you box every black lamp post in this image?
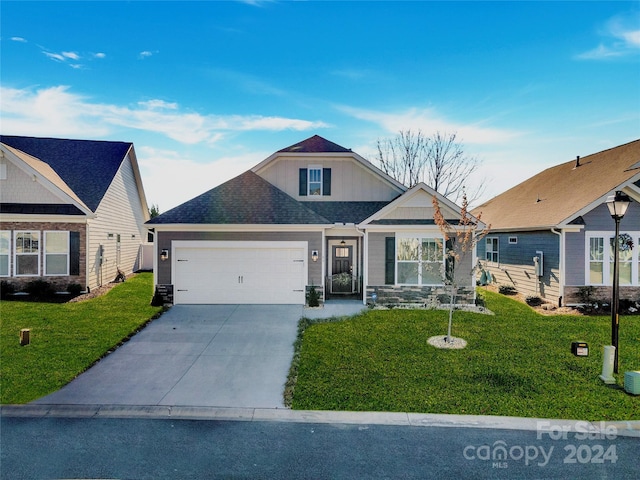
[605,191,631,374]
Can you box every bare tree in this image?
[373,130,485,204]
[432,192,489,344]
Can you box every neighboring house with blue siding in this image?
[0,136,151,293]
[474,139,640,306]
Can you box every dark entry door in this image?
[332,245,353,293]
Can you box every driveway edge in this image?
[2,404,639,438]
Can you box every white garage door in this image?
[172,241,307,305]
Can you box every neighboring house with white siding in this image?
[0,136,151,293]
[147,135,482,306]
[474,139,640,306]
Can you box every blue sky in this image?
[2,1,639,212]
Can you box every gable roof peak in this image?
[278,135,352,153]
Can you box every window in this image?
[15,231,40,276]
[486,237,499,263]
[396,236,444,285]
[45,231,69,275]
[589,237,604,284]
[509,236,518,244]
[299,167,331,197]
[308,167,322,196]
[0,231,10,276]
[587,232,639,286]
[335,247,350,258]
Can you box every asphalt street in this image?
[2,416,638,479]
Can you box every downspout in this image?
[321,228,327,304]
[356,225,367,305]
[551,228,564,307]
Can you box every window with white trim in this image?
[486,237,499,263]
[396,236,444,285]
[308,167,322,196]
[45,231,69,275]
[586,232,639,286]
[0,231,10,276]
[15,231,40,276]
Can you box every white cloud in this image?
[137,146,263,211]
[11,37,27,43]
[0,85,110,137]
[62,51,80,60]
[138,99,179,110]
[43,51,66,62]
[139,51,154,59]
[94,52,106,59]
[576,11,640,60]
[337,105,519,144]
[0,85,328,144]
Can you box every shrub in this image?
[67,283,83,296]
[576,286,595,304]
[25,279,55,299]
[1,280,16,299]
[306,286,320,307]
[525,295,543,307]
[498,285,517,296]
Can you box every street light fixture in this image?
[605,191,631,374]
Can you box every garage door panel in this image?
[173,242,307,305]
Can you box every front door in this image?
[332,245,353,293]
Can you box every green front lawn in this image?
[290,290,640,421]
[0,273,163,404]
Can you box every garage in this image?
[172,241,308,305]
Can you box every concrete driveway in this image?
[33,305,303,409]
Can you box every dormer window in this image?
[308,167,322,196]
[299,167,332,197]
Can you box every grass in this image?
[290,290,640,421]
[0,273,163,404]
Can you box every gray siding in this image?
[156,231,322,286]
[480,231,560,301]
[367,232,393,285]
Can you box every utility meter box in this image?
[624,371,640,395]
[571,341,589,357]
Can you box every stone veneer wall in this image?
[564,285,640,305]
[366,285,475,306]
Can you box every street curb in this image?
[2,404,639,438]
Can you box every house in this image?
[0,135,151,293]
[474,139,640,306]
[147,135,481,306]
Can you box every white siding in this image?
[258,156,400,201]
[87,153,148,289]
[0,160,62,203]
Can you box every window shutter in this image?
[445,238,455,283]
[70,231,80,276]
[385,237,395,285]
[299,168,308,196]
[322,168,331,196]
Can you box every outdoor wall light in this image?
[605,190,632,374]
[160,249,169,262]
[311,250,319,262]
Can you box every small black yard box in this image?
[571,341,589,357]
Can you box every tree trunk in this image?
[447,283,457,342]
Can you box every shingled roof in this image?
[0,135,132,212]
[147,171,332,225]
[278,135,352,153]
[474,139,640,230]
